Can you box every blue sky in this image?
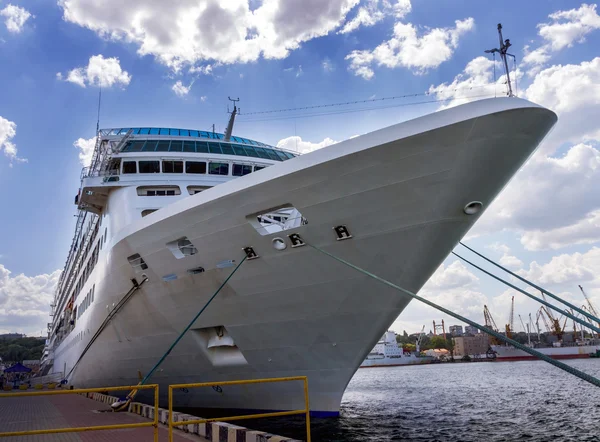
[1,0,599,335]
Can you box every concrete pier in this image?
[0,391,208,441]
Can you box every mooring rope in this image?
[458,241,600,325]
[452,252,600,335]
[306,242,600,389]
[114,256,247,409]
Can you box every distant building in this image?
[453,335,490,357]
[464,325,479,335]
[449,325,464,337]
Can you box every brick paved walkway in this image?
[0,393,208,441]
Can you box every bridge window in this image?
[156,141,170,152]
[162,160,183,173]
[208,143,222,154]
[220,143,235,155]
[123,161,137,174]
[183,141,196,152]
[139,161,160,174]
[169,140,183,152]
[209,162,229,176]
[186,161,206,174]
[196,141,209,153]
[244,146,259,158]
[142,140,158,151]
[254,165,265,172]
[130,141,145,152]
[233,164,252,176]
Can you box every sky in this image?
[0,0,599,337]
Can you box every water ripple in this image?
[246,359,600,441]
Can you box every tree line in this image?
[0,337,45,363]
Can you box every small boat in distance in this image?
[360,331,434,368]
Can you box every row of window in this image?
[77,285,95,319]
[108,127,274,149]
[123,160,265,177]
[120,139,295,161]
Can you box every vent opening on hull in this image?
[247,205,307,236]
[167,237,198,259]
[127,253,148,271]
[190,326,248,367]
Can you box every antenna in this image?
[484,23,515,97]
[224,96,240,142]
[96,88,102,134]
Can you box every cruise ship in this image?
[360,331,433,368]
[41,97,557,416]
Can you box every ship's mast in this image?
[485,23,515,97]
[224,97,239,142]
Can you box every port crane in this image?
[483,305,501,344]
[579,285,600,337]
[540,306,564,340]
[505,296,515,339]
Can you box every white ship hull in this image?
[50,98,556,416]
[360,354,434,368]
[492,344,600,361]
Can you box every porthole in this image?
[272,237,287,251]
[463,201,483,215]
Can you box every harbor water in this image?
[225,359,600,441]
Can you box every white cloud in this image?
[322,57,334,72]
[523,4,600,69]
[0,264,60,336]
[0,115,27,165]
[428,56,513,108]
[499,254,524,270]
[472,143,600,249]
[520,247,600,289]
[0,4,33,33]
[521,210,600,251]
[346,17,474,78]
[58,54,131,88]
[200,95,207,102]
[276,135,337,154]
[487,243,524,270]
[58,0,359,72]
[539,3,600,51]
[426,260,479,290]
[525,57,600,114]
[172,80,192,97]
[188,64,214,75]
[73,137,96,167]
[338,0,411,35]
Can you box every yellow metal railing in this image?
[0,384,159,440]
[168,376,311,442]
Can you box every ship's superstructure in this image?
[360,331,433,368]
[42,97,557,416]
[43,128,297,368]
